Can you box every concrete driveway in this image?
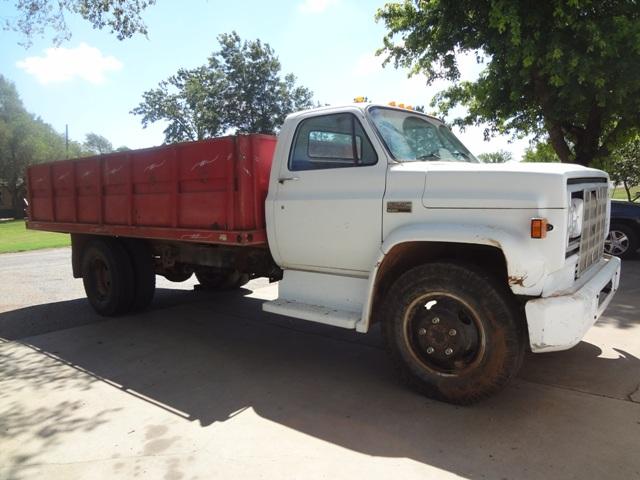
[1,248,639,479]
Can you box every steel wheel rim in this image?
[402,292,486,376]
[605,230,629,256]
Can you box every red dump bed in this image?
[26,134,277,246]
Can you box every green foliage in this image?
[522,141,560,163]
[132,66,227,143]
[377,1,640,166]
[6,0,156,47]
[606,138,640,202]
[477,150,512,163]
[216,32,314,134]
[132,32,314,143]
[0,75,83,217]
[84,133,113,155]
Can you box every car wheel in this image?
[605,223,638,260]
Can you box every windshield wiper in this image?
[416,153,440,161]
[451,151,470,159]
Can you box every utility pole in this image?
[65,124,69,159]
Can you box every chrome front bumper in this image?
[525,255,621,353]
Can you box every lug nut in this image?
[418,328,427,336]
[449,329,457,336]
[445,348,453,356]
[432,317,440,324]
[426,347,435,354]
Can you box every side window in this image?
[289,113,377,171]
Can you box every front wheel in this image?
[382,262,525,405]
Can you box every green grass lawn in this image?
[0,220,70,254]
[611,185,640,202]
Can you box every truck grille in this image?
[576,185,608,277]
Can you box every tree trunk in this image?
[11,187,25,219]
[546,123,572,163]
[623,181,632,203]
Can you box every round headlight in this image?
[568,198,584,238]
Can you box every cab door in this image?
[270,111,387,274]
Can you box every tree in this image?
[5,0,156,47]
[83,133,113,155]
[522,141,560,163]
[478,150,512,163]
[132,66,227,143]
[0,75,81,217]
[216,32,314,134]
[132,32,314,143]
[377,1,640,167]
[607,139,640,202]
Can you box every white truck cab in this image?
[264,102,621,404]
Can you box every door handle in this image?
[278,176,299,184]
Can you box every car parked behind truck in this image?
[26,102,621,404]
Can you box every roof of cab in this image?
[286,102,443,124]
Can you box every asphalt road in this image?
[1,248,639,479]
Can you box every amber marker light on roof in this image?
[388,101,397,106]
[353,96,367,103]
[531,218,548,239]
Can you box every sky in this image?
[0,0,532,159]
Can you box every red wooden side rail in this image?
[26,134,277,247]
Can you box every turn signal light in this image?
[531,218,548,239]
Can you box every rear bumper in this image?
[525,255,621,353]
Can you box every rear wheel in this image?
[81,238,135,316]
[382,262,525,405]
[195,269,250,290]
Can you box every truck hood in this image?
[389,161,607,209]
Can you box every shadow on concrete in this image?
[1,280,639,479]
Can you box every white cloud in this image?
[298,0,339,14]
[17,43,123,85]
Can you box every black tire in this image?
[605,223,638,260]
[195,269,250,290]
[81,238,135,316]
[382,262,525,405]
[123,238,156,311]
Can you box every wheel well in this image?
[369,242,510,326]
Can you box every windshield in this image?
[368,107,478,163]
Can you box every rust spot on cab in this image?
[508,275,526,287]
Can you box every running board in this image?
[262,299,360,329]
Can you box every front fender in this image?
[356,223,545,333]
